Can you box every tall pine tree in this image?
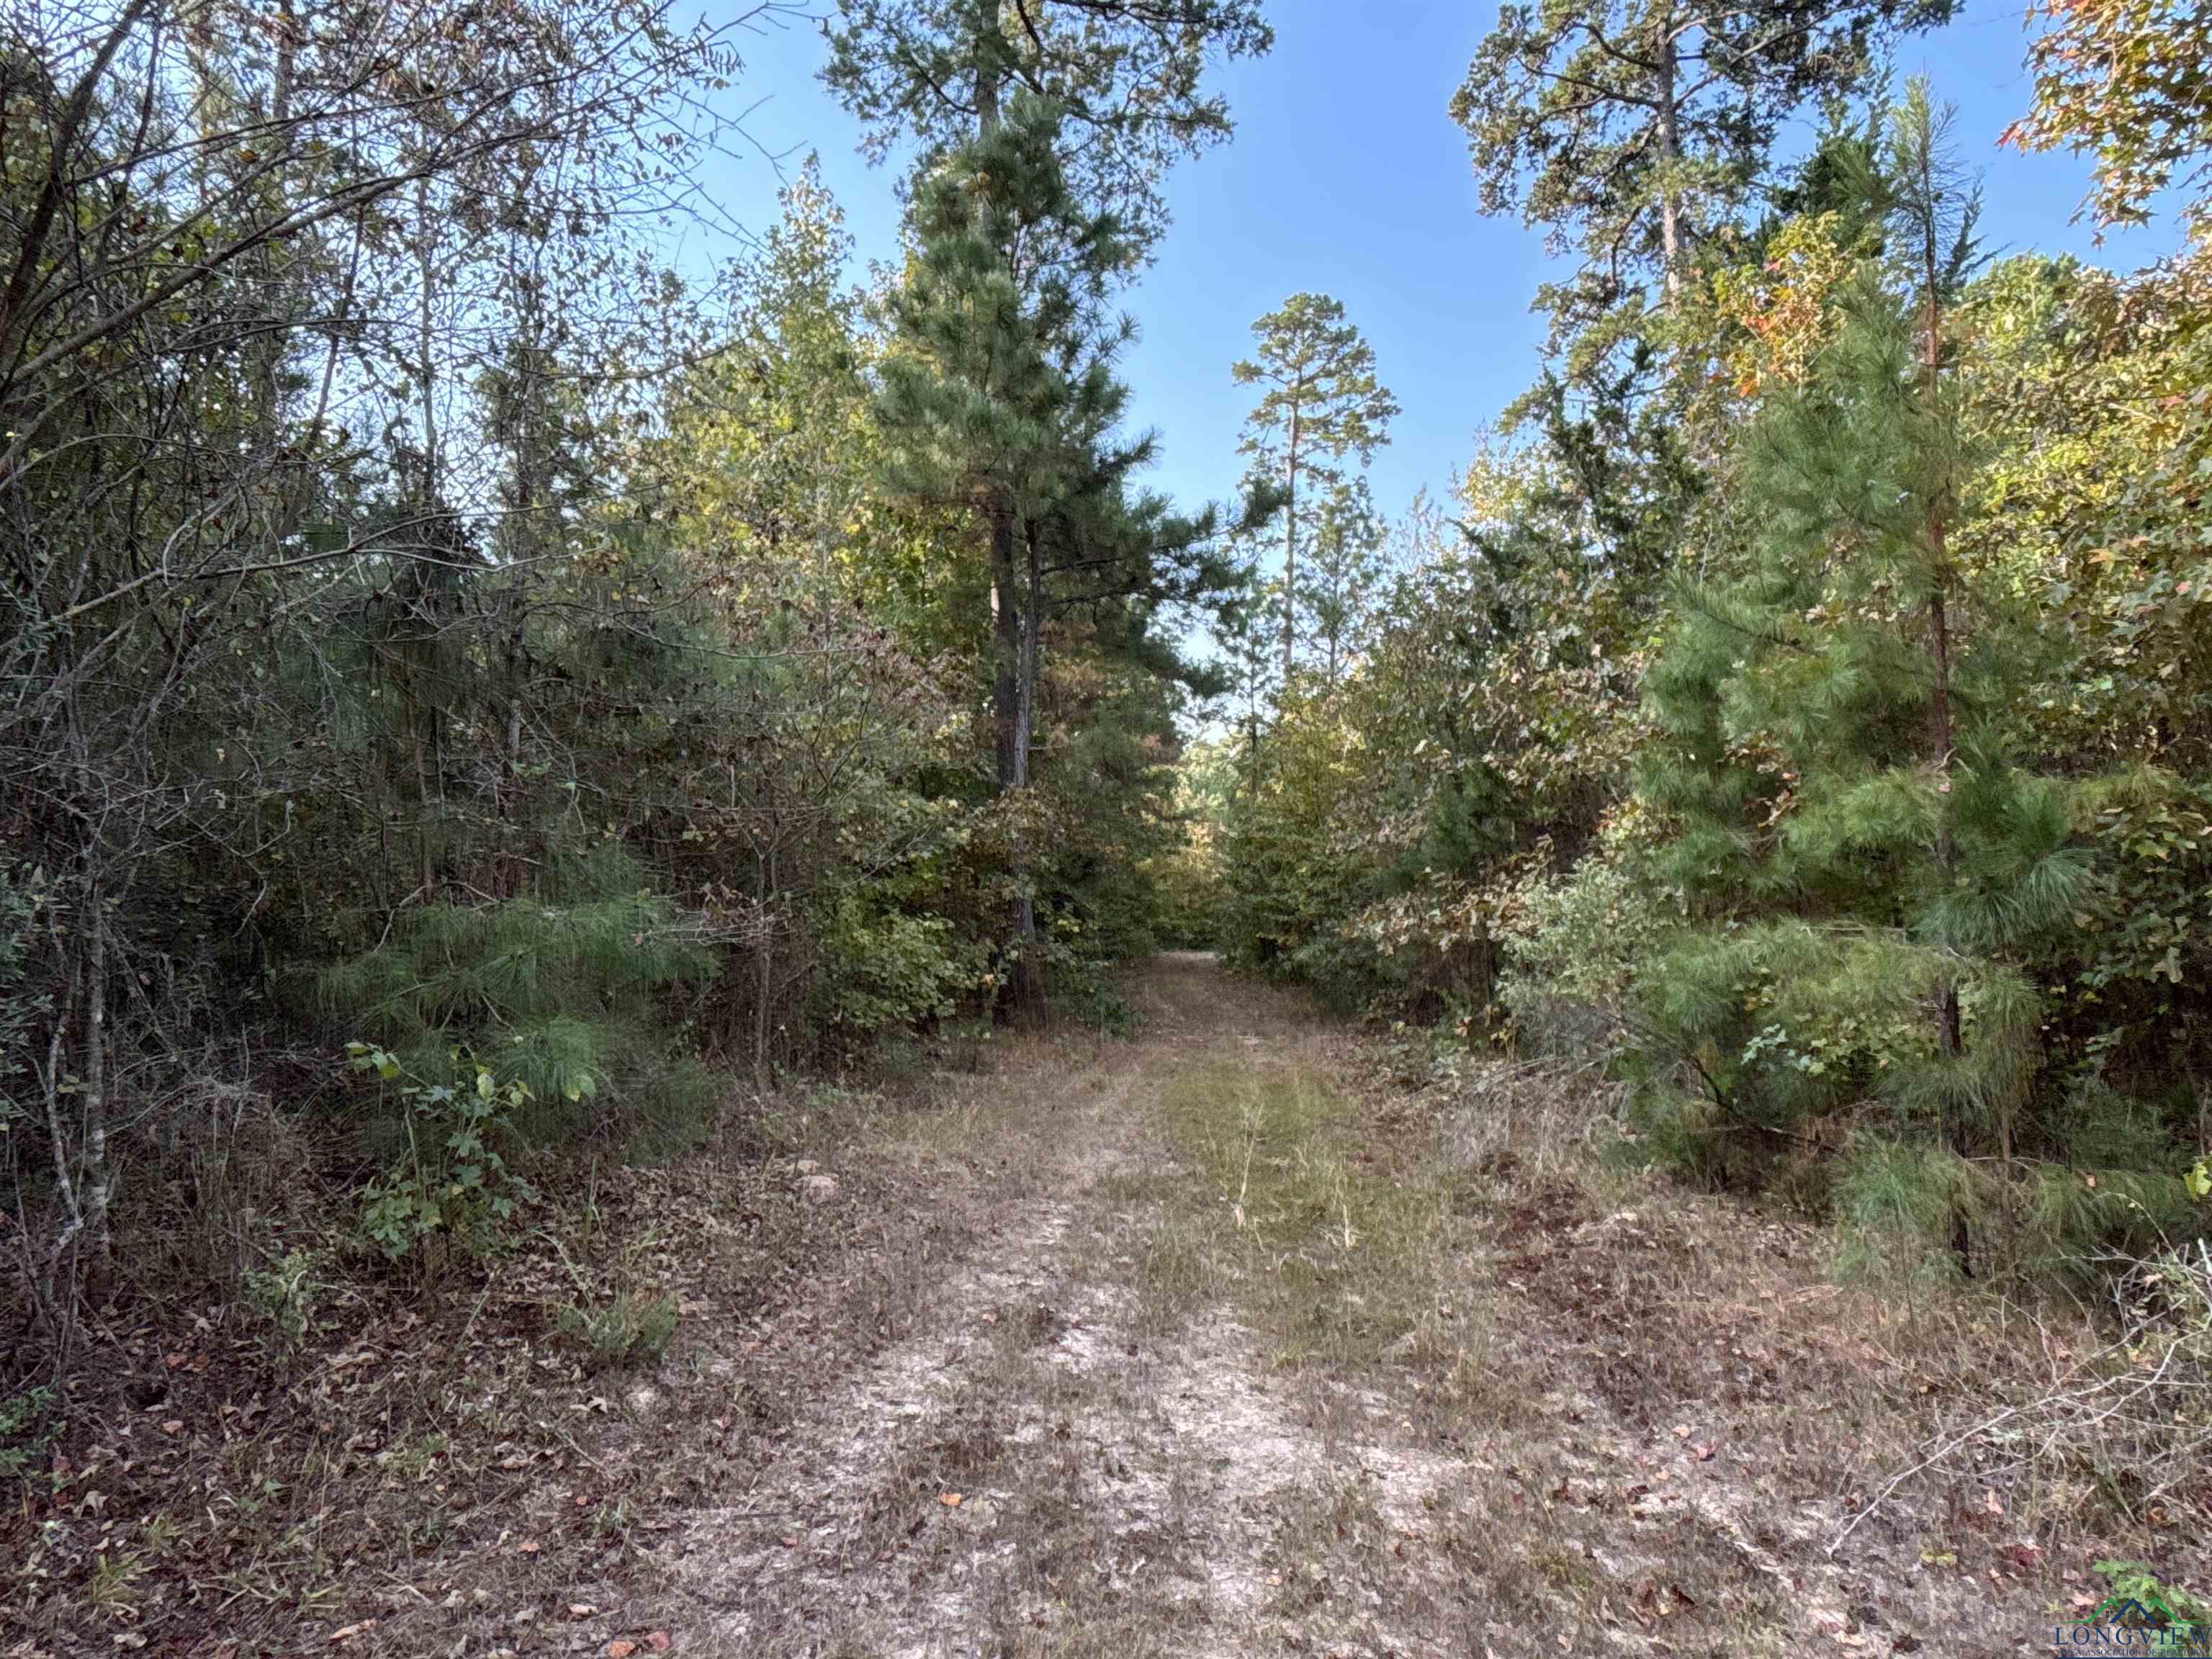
[1632,87,2103,1275]
[1233,294,1398,677]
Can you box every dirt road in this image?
[652,954,2037,1658]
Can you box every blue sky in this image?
[700,0,2182,531]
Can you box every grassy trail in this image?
[655,954,2040,1658]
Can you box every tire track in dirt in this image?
[667,957,1491,1658]
[670,1047,1142,1653]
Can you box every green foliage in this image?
[0,1387,59,1482]
[0,868,46,1139]
[1452,0,1951,280]
[1218,440,1656,1022]
[2008,0,2212,235]
[822,0,1271,257]
[811,894,983,1036]
[557,1291,680,1372]
[1831,1138,1981,1282]
[2087,1560,2212,1653]
[241,1251,326,1351]
[1196,79,2212,1297]
[16,0,2212,1376]
[351,1050,539,1276]
[318,848,715,1148]
[1497,806,1675,1053]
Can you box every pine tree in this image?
[1631,86,2100,1274]
[1233,295,1398,677]
[1450,0,1954,329]
[1300,479,1388,685]
[826,1,1265,1011]
[823,0,1271,256]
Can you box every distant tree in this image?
[1233,294,1398,677]
[1300,479,1388,685]
[1450,0,1955,336]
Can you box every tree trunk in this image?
[1280,408,1301,677]
[415,177,440,504]
[1920,291,1970,1277]
[976,24,1040,1013]
[1655,32,1686,305]
[754,844,775,1082]
[1009,517,1046,1008]
[79,894,114,1296]
[989,494,1022,792]
[1015,522,1040,789]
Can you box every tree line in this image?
[5,0,2208,1369]
[1205,0,2212,1285]
[1,0,1271,1352]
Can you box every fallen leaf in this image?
[1983,1489,2004,1517]
[647,1635,672,1653]
[608,1643,637,1659]
[328,1622,379,1645]
[939,1491,963,1508]
[567,1604,599,1619]
[516,1538,540,1556]
[1691,1442,1717,1462]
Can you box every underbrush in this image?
[1401,1027,2211,1592]
[0,1058,976,1656]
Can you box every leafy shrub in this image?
[0,1386,58,1481]
[1496,807,1674,1056]
[810,889,982,1037]
[2088,1562,2211,1655]
[351,1047,538,1277]
[1037,933,1139,1035]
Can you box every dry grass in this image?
[1131,994,2208,1655]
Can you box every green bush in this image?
[1497,808,1675,1055]
[316,846,716,1151]
[351,1048,539,1277]
[0,1386,58,1481]
[810,889,982,1036]
[241,1249,325,1349]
